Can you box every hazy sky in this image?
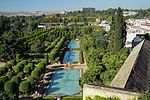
[0,0,150,12]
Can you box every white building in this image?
[81,8,95,12]
[123,11,138,17]
[125,19,150,48]
[99,20,111,31]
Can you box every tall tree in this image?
[109,7,126,53]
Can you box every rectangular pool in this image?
[68,40,79,48]
[46,69,80,96]
[63,51,79,64]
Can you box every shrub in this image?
[13,63,24,73]
[31,69,41,79]
[62,96,83,100]
[28,63,35,71]
[41,96,55,100]
[0,76,9,83]
[23,65,31,75]
[0,67,8,74]
[27,76,35,85]
[21,60,27,66]
[4,63,12,71]
[0,80,4,91]
[0,68,5,76]
[8,60,16,66]
[138,93,150,100]
[19,81,32,94]
[17,72,25,79]
[6,71,15,80]
[4,80,18,93]
[11,76,21,85]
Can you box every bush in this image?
[79,51,84,64]
[13,63,24,73]
[0,76,9,83]
[85,96,120,100]
[6,71,15,79]
[23,65,31,75]
[41,96,55,100]
[31,69,41,79]
[0,80,4,91]
[28,63,35,71]
[4,80,18,93]
[19,81,32,94]
[27,76,36,85]
[4,63,12,71]
[21,60,28,66]
[62,96,83,100]
[0,68,5,76]
[11,76,21,85]
[17,72,25,79]
[8,60,16,66]
[0,67,8,74]
[138,93,150,100]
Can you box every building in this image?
[99,20,111,31]
[123,11,138,16]
[81,7,95,12]
[125,19,150,48]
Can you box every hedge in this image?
[62,96,83,100]
[41,96,55,100]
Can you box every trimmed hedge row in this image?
[48,37,65,62]
[45,36,61,52]
[62,96,83,100]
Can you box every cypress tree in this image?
[109,7,126,53]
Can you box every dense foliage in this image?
[138,93,150,100]
[108,7,126,53]
[86,95,120,100]
[80,24,129,86]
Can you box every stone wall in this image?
[83,84,140,100]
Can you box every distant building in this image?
[99,20,111,31]
[123,11,138,16]
[81,8,95,12]
[60,11,67,14]
[125,19,150,48]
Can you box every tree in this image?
[23,65,31,75]
[0,68,5,76]
[13,63,24,73]
[4,80,18,93]
[31,69,41,79]
[17,72,25,79]
[19,81,32,94]
[11,76,21,85]
[8,60,16,67]
[80,66,103,86]
[28,19,38,30]
[0,67,8,75]
[6,71,15,79]
[108,7,126,53]
[27,76,35,85]
[4,63,12,71]
[0,80,4,91]
[138,93,150,100]
[0,76,9,83]
[21,60,27,66]
[4,80,18,100]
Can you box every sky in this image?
[0,0,150,12]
